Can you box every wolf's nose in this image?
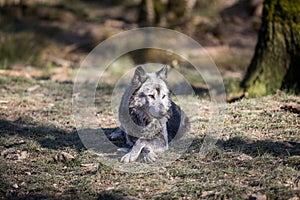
[159,104,164,110]
[159,111,167,116]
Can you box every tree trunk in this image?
[241,0,300,97]
[138,0,196,27]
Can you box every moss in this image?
[264,0,300,26]
[247,79,267,97]
[242,8,299,97]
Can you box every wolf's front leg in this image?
[142,135,167,163]
[120,139,145,163]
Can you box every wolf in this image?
[110,65,190,163]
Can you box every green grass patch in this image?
[0,32,44,69]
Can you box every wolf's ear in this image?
[132,66,147,87]
[156,65,167,81]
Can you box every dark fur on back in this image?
[167,101,188,142]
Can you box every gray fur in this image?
[110,65,190,163]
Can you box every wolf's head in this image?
[130,66,170,119]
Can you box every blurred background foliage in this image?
[0,0,263,96]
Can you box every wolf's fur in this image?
[110,66,189,163]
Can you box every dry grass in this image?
[0,74,299,199]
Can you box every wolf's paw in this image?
[120,152,138,163]
[109,128,123,140]
[143,152,158,163]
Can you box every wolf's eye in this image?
[162,94,166,99]
[148,94,155,99]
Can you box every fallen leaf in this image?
[237,153,253,161]
[201,190,214,198]
[12,183,19,189]
[53,151,75,162]
[18,151,29,160]
[26,85,40,92]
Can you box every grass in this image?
[0,74,299,199]
[0,32,44,69]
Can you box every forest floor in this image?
[0,0,299,199]
[0,74,299,199]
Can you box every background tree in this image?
[138,0,196,27]
[241,0,300,96]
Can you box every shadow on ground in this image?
[3,192,135,200]
[0,118,84,151]
[1,116,299,158]
[0,117,126,152]
[3,114,299,156]
[217,136,300,157]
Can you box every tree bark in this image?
[241,0,300,96]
